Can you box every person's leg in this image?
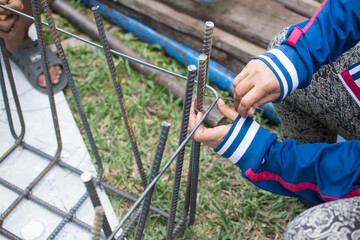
[284,197,360,239]
[5,0,61,88]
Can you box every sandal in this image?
[11,40,67,94]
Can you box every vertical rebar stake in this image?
[91,6,147,188]
[188,53,208,226]
[0,0,62,226]
[166,65,197,239]
[41,0,104,183]
[134,122,171,240]
[81,172,113,239]
[92,206,105,240]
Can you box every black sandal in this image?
[11,40,67,94]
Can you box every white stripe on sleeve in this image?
[258,54,288,99]
[269,49,299,92]
[228,121,260,164]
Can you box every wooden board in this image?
[104,0,318,73]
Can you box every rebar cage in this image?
[0,1,220,239]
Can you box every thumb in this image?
[217,99,238,121]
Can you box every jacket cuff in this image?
[214,116,277,171]
[251,44,308,101]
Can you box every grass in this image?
[44,1,307,239]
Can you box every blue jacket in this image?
[217,0,360,203]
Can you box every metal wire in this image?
[0,4,187,81]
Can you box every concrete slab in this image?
[0,42,119,239]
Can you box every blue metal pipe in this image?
[79,0,280,123]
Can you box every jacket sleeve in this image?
[252,0,360,101]
[215,116,360,203]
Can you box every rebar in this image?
[0,4,187,82]
[82,172,113,239]
[188,54,208,226]
[0,39,25,163]
[0,227,22,240]
[47,193,90,240]
[0,177,93,233]
[134,122,171,240]
[0,0,63,225]
[107,83,219,240]
[41,0,104,182]
[92,6,147,188]
[93,206,105,240]
[166,65,197,240]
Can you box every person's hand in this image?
[0,0,24,39]
[189,99,238,149]
[232,59,281,117]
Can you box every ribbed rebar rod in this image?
[21,141,174,221]
[40,0,104,182]
[166,65,196,240]
[0,38,25,140]
[0,0,63,226]
[0,227,22,240]
[82,172,113,239]
[188,54,208,226]
[0,177,93,233]
[0,0,62,225]
[118,121,171,240]
[92,6,147,188]
[0,40,25,163]
[107,83,219,240]
[134,122,170,240]
[93,206,105,240]
[47,193,90,240]
[0,4,186,81]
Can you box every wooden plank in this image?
[104,0,265,72]
[158,0,308,48]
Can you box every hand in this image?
[232,59,281,117]
[0,0,24,39]
[189,99,238,149]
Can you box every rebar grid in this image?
[0,2,220,239]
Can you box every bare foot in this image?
[5,36,62,88]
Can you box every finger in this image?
[236,87,266,117]
[233,101,239,113]
[232,64,249,89]
[0,1,24,15]
[217,99,238,122]
[189,101,196,132]
[0,15,16,32]
[233,79,254,102]
[0,28,14,38]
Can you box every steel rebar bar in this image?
[82,172,113,239]
[166,65,196,240]
[92,6,147,188]
[0,0,62,225]
[107,83,219,240]
[41,0,104,182]
[134,122,170,240]
[93,206,105,240]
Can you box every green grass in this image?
[46,2,307,239]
